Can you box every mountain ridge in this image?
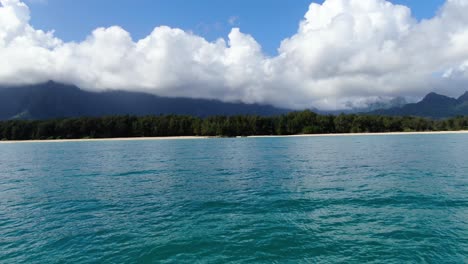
[0,82,290,120]
[371,91,468,118]
[1,81,467,120]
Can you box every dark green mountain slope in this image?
[0,82,289,120]
[371,92,468,119]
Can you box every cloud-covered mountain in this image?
[1,0,468,110]
[313,96,407,115]
[0,82,289,120]
[1,82,466,120]
[371,91,468,118]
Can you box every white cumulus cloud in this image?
[1,0,468,110]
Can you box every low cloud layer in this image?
[1,0,468,110]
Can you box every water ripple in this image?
[0,135,467,263]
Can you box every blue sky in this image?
[25,0,446,55]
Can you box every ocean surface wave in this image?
[0,135,467,263]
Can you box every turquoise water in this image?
[0,135,467,263]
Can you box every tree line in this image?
[1,110,468,140]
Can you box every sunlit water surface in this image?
[0,135,467,263]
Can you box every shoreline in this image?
[1,130,468,144]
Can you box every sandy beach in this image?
[1,130,468,144]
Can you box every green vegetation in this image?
[1,111,468,140]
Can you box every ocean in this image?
[1,135,467,263]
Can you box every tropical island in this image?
[1,111,467,141]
